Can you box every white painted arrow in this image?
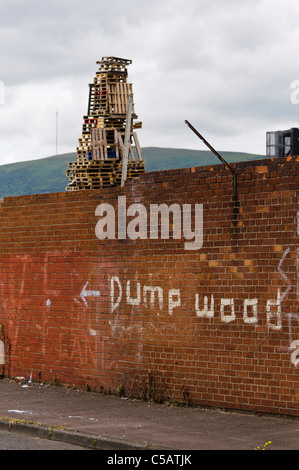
[80,281,101,307]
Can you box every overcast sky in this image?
[0,0,299,165]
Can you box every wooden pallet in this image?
[66,57,145,192]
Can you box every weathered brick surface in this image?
[0,155,298,416]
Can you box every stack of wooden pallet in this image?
[66,57,145,191]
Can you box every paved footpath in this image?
[0,379,298,451]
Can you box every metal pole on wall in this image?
[121,95,133,188]
[185,120,238,199]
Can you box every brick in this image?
[0,156,297,416]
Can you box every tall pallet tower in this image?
[66,57,145,191]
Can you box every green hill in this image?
[0,148,266,198]
[141,147,265,171]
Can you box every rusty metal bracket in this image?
[185,120,238,199]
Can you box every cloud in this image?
[0,0,299,164]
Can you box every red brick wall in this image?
[0,155,298,416]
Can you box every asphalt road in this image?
[0,429,90,450]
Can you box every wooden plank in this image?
[91,128,97,160]
[133,132,142,161]
[121,94,133,188]
[103,128,108,159]
[129,144,135,160]
[118,132,124,156]
[114,129,119,159]
[99,129,104,160]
